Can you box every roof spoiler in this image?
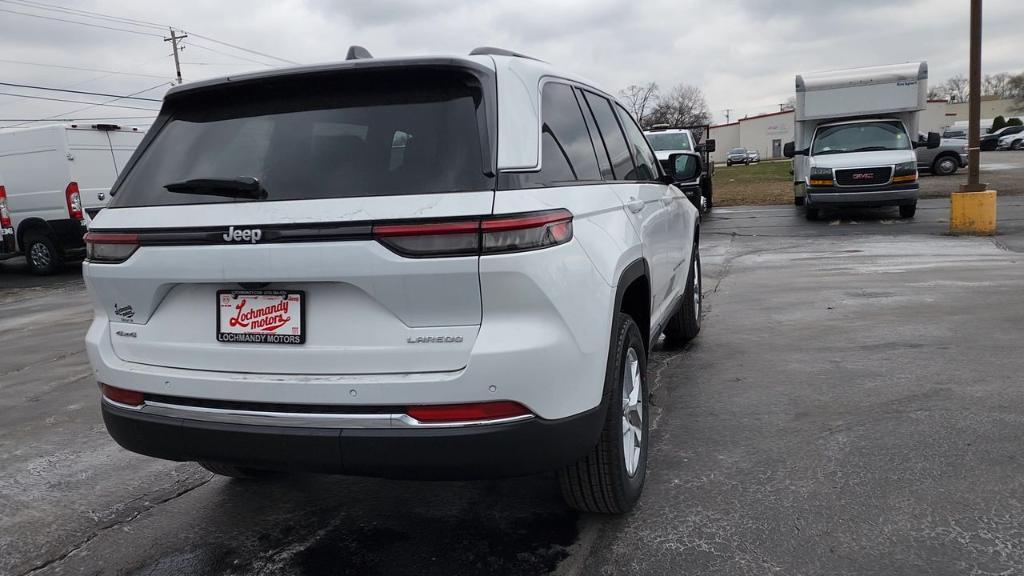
[469,46,543,62]
[345,46,373,61]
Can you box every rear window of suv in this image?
[111,69,492,207]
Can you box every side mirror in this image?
[783,141,807,158]
[703,139,716,153]
[926,131,941,149]
[669,152,702,183]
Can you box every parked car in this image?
[84,46,703,514]
[0,124,144,274]
[645,126,715,212]
[916,134,968,176]
[998,131,1024,150]
[981,125,1024,151]
[746,150,760,163]
[726,147,750,166]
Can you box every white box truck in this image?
[784,62,940,220]
[0,124,144,274]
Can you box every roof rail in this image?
[346,46,373,61]
[469,46,542,61]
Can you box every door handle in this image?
[627,198,644,213]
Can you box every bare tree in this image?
[1010,73,1024,112]
[619,83,660,126]
[944,74,969,103]
[645,84,711,129]
[983,73,1015,99]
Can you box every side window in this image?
[615,105,660,182]
[582,91,634,180]
[518,82,602,187]
[576,88,614,181]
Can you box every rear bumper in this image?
[806,184,918,208]
[101,399,604,479]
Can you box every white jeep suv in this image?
[84,47,702,514]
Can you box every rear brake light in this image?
[372,209,573,258]
[0,185,10,228]
[101,383,144,407]
[84,232,139,263]
[65,182,83,220]
[406,401,531,423]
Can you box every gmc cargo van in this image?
[784,62,940,220]
[0,124,144,274]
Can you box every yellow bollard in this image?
[950,190,997,235]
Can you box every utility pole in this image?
[723,108,732,123]
[164,27,187,85]
[949,0,996,235]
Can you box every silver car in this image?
[916,135,968,176]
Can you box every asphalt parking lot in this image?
[3,197,1024,575]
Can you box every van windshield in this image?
[646,133,691,151]
[111,69,491,207]
[811,121,911,155]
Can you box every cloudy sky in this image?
[0,0,1021,129]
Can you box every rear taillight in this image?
[65,182,83,220]
[84,232,139,263]
[0,185,10,228]
[406,401,531,423]
[101,383,144,407]
[373,209,573,258]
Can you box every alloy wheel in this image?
[621,347,644,477]
[30,242,51,270]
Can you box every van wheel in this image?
[664,247,701,346]
[932,155,959,176]
[199,461,276,479]
[794,196,805,206]
[24,231,63,275]
[559,313,648,514]
[899,204,917,219]
[805,208,820,221]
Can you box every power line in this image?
[0,58,169,80]
[0,115,156,122]
[0,0,166,31]
[186,32,298,65]
[0,82,169,129]
[184,42,276,68]
[0,7,164,37]
[0,81,163,102]
[0,91,160,110]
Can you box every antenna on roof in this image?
[469,46,542,61]
[346,46,373,60]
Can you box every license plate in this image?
[217,290,305,345]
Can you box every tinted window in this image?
[576,88,614,180]
[583,91,634,180]
[111,70,491,207]
[516,82,602,188]
[615,105,660,181]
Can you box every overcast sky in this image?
[0,0,1021,129]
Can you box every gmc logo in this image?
[852,173,875,180]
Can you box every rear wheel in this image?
[559,313,648,514]
[199,461,277,479]
[805,207,820,221]
[932,155,959,176]
[1012,139,1023,151]
[899,204,917,219]
[23,230,63,275]
[664,246,701,346]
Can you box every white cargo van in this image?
[784,62,940,220]
[0,124,144,274]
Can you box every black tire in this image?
[899,204,917,219]
[932,154,959,176]
[726,161,732,167]
[664,246,701,346]
[794,196,805,206]
[199,461,276,479]
[23,230,63,275]
[559,313,648,514]
[805,207,820,221]
[1012,140,1023,151]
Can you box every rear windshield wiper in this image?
[164,177,268,200]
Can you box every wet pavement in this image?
[3,197,1024,575]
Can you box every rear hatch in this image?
[68,125,145,221]
[86,64,497,375]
